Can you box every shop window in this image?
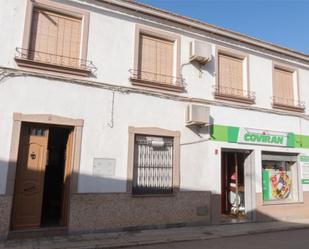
[262,153,300,203]
[130,25,184,92]
[15,0,94,76]
[127,127,180,195]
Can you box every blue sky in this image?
[137,0,309,54]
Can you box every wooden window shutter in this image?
[273,67,294,103]
[29,8,82,67]
[218,53,244,95]
[139,34,174,84]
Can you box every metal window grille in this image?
[133,135,173,194]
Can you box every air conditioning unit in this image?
[189,40,212,65]
[186,104,210,126]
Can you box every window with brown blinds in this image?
[218,53,244,96]
[273,67,294,106]
[138,34,174,85]
[29,8,82,68]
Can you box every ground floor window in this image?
[128,127,180,196]
[133,135,174,194]
[262,152,300,203]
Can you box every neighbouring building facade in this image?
[0,0,309,239]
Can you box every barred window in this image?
[133,135,173,195]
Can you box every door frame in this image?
[220,148,256,221]
[6,113,83,229]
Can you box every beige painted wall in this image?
[256,192,309,221]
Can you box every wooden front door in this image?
[11,125,49,230]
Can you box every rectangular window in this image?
[273,67,295,106]
[138,34,174,85]
[218,52,244,94]
[133,135,173,194]
[130,25,183,92]
[262,153,300,203]
[215,50,254,103]
[15,0,92,76]
[272,65,305,111]
[29,8,82,68]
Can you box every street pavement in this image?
[1,219,309,249]
[132,228,309,249]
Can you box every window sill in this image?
[131,187,178,197]
[15,57,92,77]
[272,103,305,113]
[214,92,255,104]
[131,193,176,198]
[130,77,184,93]
[262,200,304,206]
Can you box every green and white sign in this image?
[300,156,309,184]
[238,128,289,147]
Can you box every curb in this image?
[68,224,309,249]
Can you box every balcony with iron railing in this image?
[272,96,305,112]
[213,85,256,104]
[129,69,185,92]
[15,48,96,76]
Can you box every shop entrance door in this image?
[11,123,73,230]
[221,150,254,221]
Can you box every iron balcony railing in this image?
[15,47,96,73]
[213,85,256,101]
[272,96,305,109]
[129,69,184,89]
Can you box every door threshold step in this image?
[8,226,67,240]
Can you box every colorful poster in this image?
[262,164,292,201]
[300,156,309,184]
[269,168,292,200]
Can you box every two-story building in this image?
[0,0,309,239]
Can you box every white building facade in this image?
[0,0,309,239]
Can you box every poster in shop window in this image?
[300,156,309,184]
[262,162,293,201]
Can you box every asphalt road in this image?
[129,228,309,249]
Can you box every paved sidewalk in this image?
[2,219,309,249]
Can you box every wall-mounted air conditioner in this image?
[186,104,210,126]
[189,40,212,65]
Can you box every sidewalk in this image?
[2,219,309,249]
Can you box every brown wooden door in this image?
[11,125,49,230]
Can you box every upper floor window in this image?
[15,0,94,76]
[130,25,184,92]
[272,65,305,112]
[215,49,255,104]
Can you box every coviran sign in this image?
[244,133,284,144]
[238,128,289,147]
